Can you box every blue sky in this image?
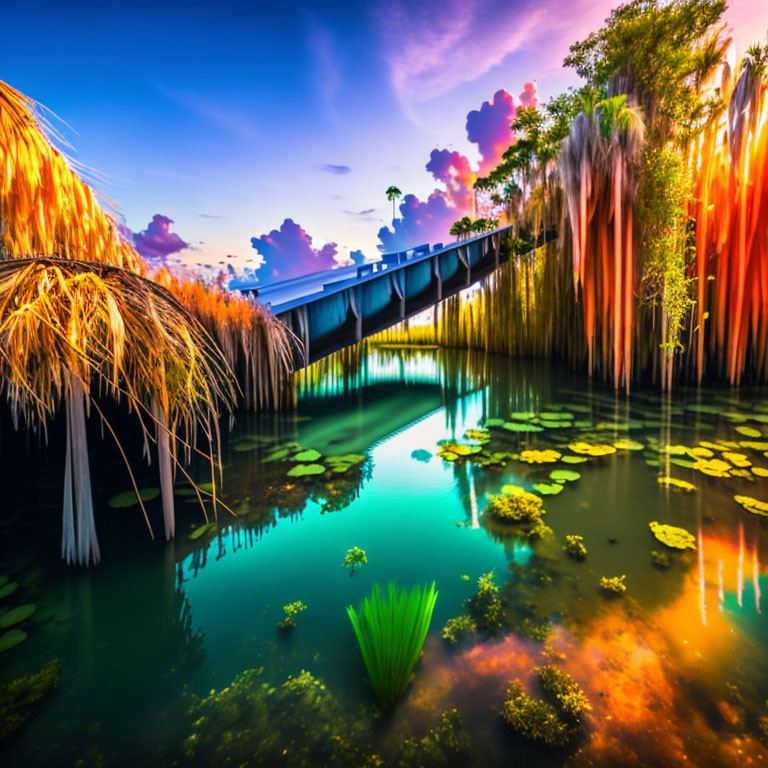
[2,0,765,277]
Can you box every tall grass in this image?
[346,581,438,709]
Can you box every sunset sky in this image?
[2,0,767,280]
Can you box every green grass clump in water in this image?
[346,581,438,709]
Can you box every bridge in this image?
[242,224,550,367]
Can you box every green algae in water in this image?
[0,659,59,740]
[108,487,160,508]
[0,604,36,628]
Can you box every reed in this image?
[346,581,437,709]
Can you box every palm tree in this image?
[385,186,402,222]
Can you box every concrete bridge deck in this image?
[241,225,550,366]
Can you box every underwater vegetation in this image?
[342,546,368,572]
[277,601,307,631]
[484,489,551,539]
[441,614,477,646]
[0,659,59,741]
[347,582,438,709]
[501,666,591,748]
[396,708,471,768]
[465,571,503,634]
[599,575,627,596]
[563,535,587,560]
[183,668,371,767]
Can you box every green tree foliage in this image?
[563,0,729,142]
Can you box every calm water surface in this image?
[1,347,767,767]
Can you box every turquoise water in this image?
[1,347,767,767]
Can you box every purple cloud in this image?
[425,149,475,210]
[123,214,189,262]
[321,163,351,174]
[250,218,339,282]
[378,192,458,252]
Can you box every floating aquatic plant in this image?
[599,575,627,595]
[733,495,768,517]
[286,463,326,477]
[651,550,670,569]
[0,604,36,629]
[0,629,26,653]
[656,477,696,492]
[563,535,587,560]
[346,581,437,709]
[342,547,368,572]
[532,482,564,496]
[518,449,561,464]
[292,449,322,462]
[277,601,307,631]
[649,522,696,550]
[108,488,161,508]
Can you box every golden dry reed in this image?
[0,78,296,564]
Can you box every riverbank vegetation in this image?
[374,1,768,391]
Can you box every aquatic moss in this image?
[396,708,470,768]
[599,575,627,595]
[342,546,368,571]
[537,666,591,718]
[277,601,307,631]
[500,680,569,746]
[563,535,587,560]
[486,490,543,524]
[657,476,696,492]
[649,521,696,550]
[183,668,369,767]
[0,659,59,740]
[441,614,476,646]
[466,572,503,633]
[733,495,768,517]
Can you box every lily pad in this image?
[262,448,290,462]
[549,469,580,482]
[500,484,526,495]
[189,522,217,540]
[734,495,768,517]
[657,476,696,492]
[532,482,564,496]
[0,629,26,653]
[503,422,544,433]
[108,487,161,508]
[649,521,696,550]
[669,458,696,469]
[485,418,505,427]
[410,449,432,462]
[518,449,561,464]
[286,463,326,477]
[0,576,7,588]
[232,442,260,452]
[0,582,19,599]
[0,604,36,628]
[561,455,588,464]
[510,412,536,421]
[326,454,366,465]
[735,425,762,438]
[614,439,645,451]
[292,449,322,462]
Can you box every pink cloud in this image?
[425,148,476,210]
[125,214,189,262]
[250,218,339,282]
